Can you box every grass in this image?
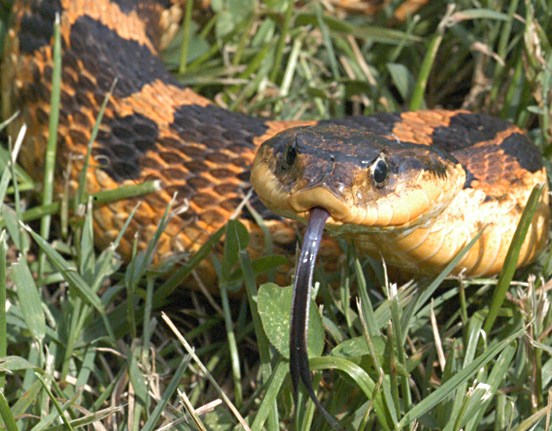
[1,0,552,430]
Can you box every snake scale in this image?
[2,0,551,427]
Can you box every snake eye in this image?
[371,154,388,187]
[282,140,297,170]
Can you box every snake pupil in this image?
[283,141,298,169]
[372,157,388,186]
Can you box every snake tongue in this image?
[289,207,342,430]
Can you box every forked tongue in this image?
[290,207,342,430]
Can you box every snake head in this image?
[251,125,466,233]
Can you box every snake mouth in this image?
[289,186,351,224]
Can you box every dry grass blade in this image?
[161,313,251,431]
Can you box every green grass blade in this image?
[22,224,105,313]
[0,180,160,229]
[178,0,194,74]
[86,226,216,341]
[215,223,245,407]
[39,12,61,249]
[35,373,74,431]
[410,5,456,110]
[464,342,517,431]
[294,13,422,44]
[44,406,122,431]
[11,256,46,342]
[30,391,81,431]
[509,407,548,431]
[441,311,486,428]
[0,389,17,431]
[240,250,273,372]
[354,257,381,337]
[399,229,484,343]
[0,125,26,207]
[128,350,148,405]
[75,80,116,206]
[454,8,511,20]
[397,327,523,428]
[483,183,545,334]
[140,355,191,431]
[126,194,174,289]
[79,199,96,284]
[250,359,288,431]
[314,3,340,79]
[91,202,139,293]
[0,231,6,389]
[269,0,293,83]
[151,225,225,307]
[310,356,394,430]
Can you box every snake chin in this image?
[251,124,466,233]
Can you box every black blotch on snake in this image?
[18,0,62,53]
[93,113,160,182]
[499,133,543,173]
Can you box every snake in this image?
[3,0,551,428]
[250,123,550,427]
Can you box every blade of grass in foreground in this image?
[401,229,485,340]
[162,312,251,431]
[39,12,62,279]
[483,183,545,334]
[237,230,281,430]
[11,255,46,343]
[0,125,27,207]
[310,356,394,430]
[0,180,161,228]
[81,224,226,343]
[35,373,75,431]
[463,342,517,431]
[44,406,123,431]
[22,224,105,313]
[152,225,225,306]
[250,360,289,431]
[0,231,6,390]
[0,389,17,431]
[140,355,191,431]
[397,327,523,428]
[75,79,117,206]
[438,311,486,428]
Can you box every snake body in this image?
[3,1,550,279]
